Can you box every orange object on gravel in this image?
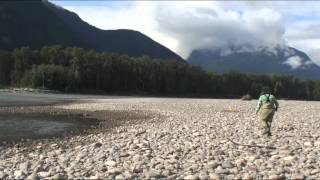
[222,109,240,113]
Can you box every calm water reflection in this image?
[0,114,98,141]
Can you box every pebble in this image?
[310,169,319,175]
[89,175,99,179]
[314,141,320,147]
[38,171,51,178]
[215,168,229,174]
[105,160,117,167]
[221,162,233,168]
[209,173,220,180]
[283,156,296,161]
[115,174,125,179]
[304,142,313,147]
[0,172,6,179]
[26,173,38,180]
[243,173,254,180]
[14,170,24,178]
[269,174,284,180]
[147,169,161,178]
[207,161,219,169]
[184,174,199,180]
[292,174,305,180]
[94,142,103,148]
[1,98,320,179]
[198,172,209,180]
[52,174,66,179]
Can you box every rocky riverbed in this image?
[1,97,320,179]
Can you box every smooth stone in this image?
[235,159,246,167]
[94,142,103,148]
[214,150,225,156]
[314,141,320,147]
[279,150,292,155]
[115,174,125,180]
[147,169,161,178]
[120,153,130,157]
[161,170,171,177]
[310,169,319,175]
[189,164,199,171]
[221,162,234,168]
[247,156,257,161]
[105,160,117,167]
[303,169,311,176]
[14,170,24,178]
[227,174,236,179]
[198,172,209,180]
[89,175,99,179]
[304,142,313,147]
[38,171,51,178]
[292,174,305,180]
[209,173,220,180]
[26,173,38,180]
[19,162,29,173]
[215,169,229,174]
[279,146,289,150]
[52,174,66,179]
[123,171,132,179]
[184,175,199,180]
[108,168,123,174]
[50,143,58,148]
[269,174,284,180]
[132,155,142,162]
[155,164,165,170]
[0,172,6,179]
[283,156,296,161]
[271,155,280,161]
[207,161,219,169]
[133,168,142,173]
[243,173,254,180]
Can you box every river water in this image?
[0,90,129,106]
[0,91,128,141]
[0,114,98,141]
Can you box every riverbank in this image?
[0,102,155,144]
[1,97,320,179]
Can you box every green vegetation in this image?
[1,46,320,100]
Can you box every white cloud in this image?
[283,56,303,69]
[54,1,320,65]
[286,38,320,65]
[155,4,285,58]
[286,22,320,40]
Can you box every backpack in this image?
[266,94,271,102]
[263,94,273,109]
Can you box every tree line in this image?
[0,46,320,100]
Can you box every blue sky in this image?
[50,1,320,66]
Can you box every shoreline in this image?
[0,102,156,146]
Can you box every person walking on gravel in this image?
[256,87,279,136]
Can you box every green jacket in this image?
[256,94,279,114]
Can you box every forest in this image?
[0,46,320,100]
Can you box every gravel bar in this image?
[1,97,320,179]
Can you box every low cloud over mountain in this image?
[57,1,320,65]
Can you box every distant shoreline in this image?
[0,88,60,94]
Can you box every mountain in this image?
[188,46,320,79]
[0,0,184,62]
